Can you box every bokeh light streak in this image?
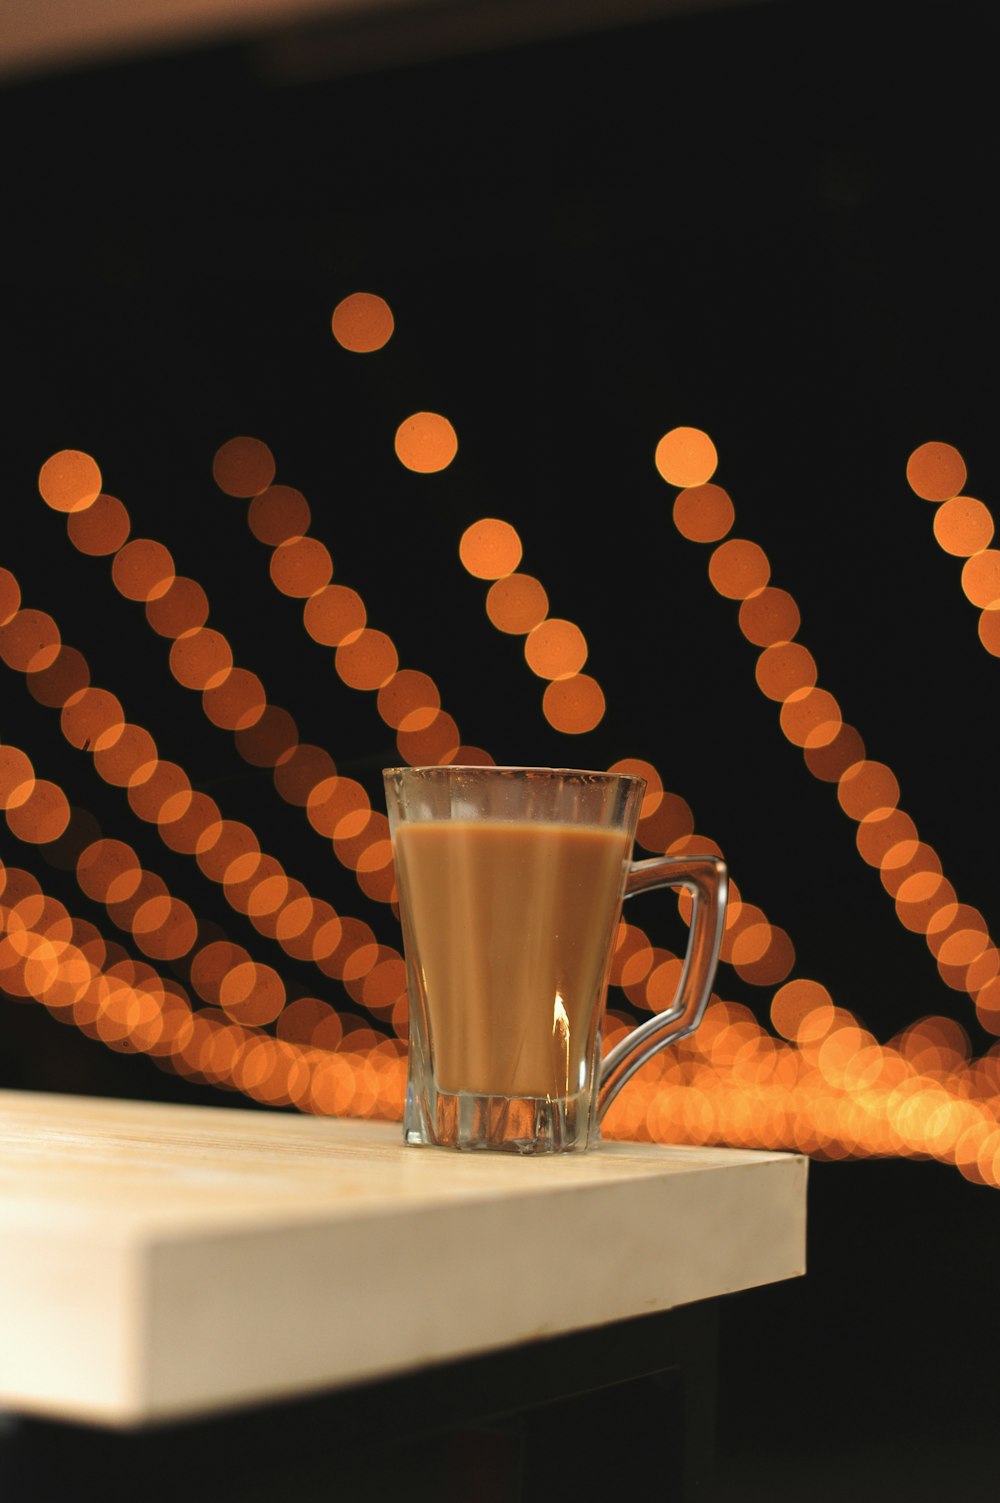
[907,441,1000,658]
[665,430,1000,1033]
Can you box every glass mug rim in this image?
[384,764,645,784]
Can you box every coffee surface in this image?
[394,819,629,1098]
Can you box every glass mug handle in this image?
[597,855,728,1122]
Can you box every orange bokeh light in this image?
[331,292,395,353]
[145,577,210,639]
[38,450,103,513]
[335,629,399,690]
[303,584,366,646]
[212,437,276,498]
[0,568,21,627]
[672,483,735,543]
[978,607,1000,657]
[485,573,549,633]
[273,744,336,805]
[248,485,312,546]
[933,495,994,557]
[755,642,818,702]
[377,670,441,731]
[459,519,523,580]
[738,587,801,647]
[270,536,334,598]
[771,979,834,1044]
[0,746,35,810]
[111,539,175,602]
[779,687,842,748]
[6,780,69,844]
[542,674,606,733]
[26,645,90,709]
[708,539,771,600]
[838,760,901,821]
[803,722,865,783]
[960,550,1000,608]
[66,493,131,556]
[524,618,588,680]
[169,628,234,691]
[395,710,461,766]
[394,412,458,473]
[654,427,718,488]
[202,667,267,730]
[0,609,61,674]
[906,441,967,502]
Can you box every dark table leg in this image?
[0,1301,718,1502]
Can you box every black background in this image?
[2,1,998,1495]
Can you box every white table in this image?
[0,1088,806,1431]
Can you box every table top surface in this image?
[0,1088,807,1425]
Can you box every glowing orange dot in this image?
[542,674,606,733]
[837,760,901,821]
[933,495,994,557]
[459,519,523,580]
[961,549,1000,608]
[672,483,734,543]
[524,618,588,680]
[190,941,249,1005]
[306,776,369,839]
[169,627,234,691]
[855,807,918,869]
[779,687,842,748]
[335,629,399,690]
[0,609,61,674]
[0,747,35,810]
[0,568,21,627]
[303,584,366,646]
[654,427,718,488]
[248,485,311,546]
[755,642,818,702]
[485,573,549,634]
[906,441,967,502]
[132,897,198,960]
[145,577,210,639]
[270,536,334,598]
[394,412,458,473]
[65,492,130,556]
[127,760,192,825]
[446,745,495,768]
[395,711,462,766]
[978,607,1000,657]
[76,839,140,903]
[332,292,395,352]
[38,450,102,513]
[202,668,266,731]
[92,724,158,787]
[157,791,221,854]
[738,587,801,647]
[213,437,276,498]
[770,979,834,1043]
[708,539,771,600]
[803,722,865,783]
[235,705,299,768]
[734,926,795,987]
[636,793,694,853]
[111,539,175,602]
[26,645,90,709]
[608,758,662,817]
[273,744,337,806]
[60,687,125,753]
[376,670,441,732]
[195,819,259,884]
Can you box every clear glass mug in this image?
[383,766,728,1153]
